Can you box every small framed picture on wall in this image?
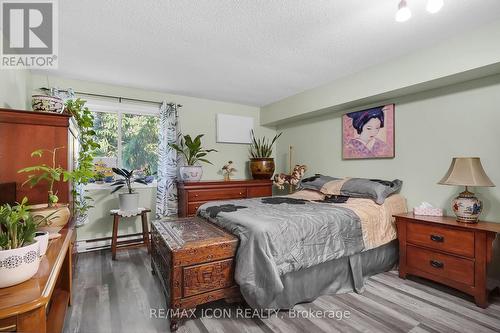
[342,104,395,159]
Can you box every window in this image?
[89,100,159,173]
[122,113,159,172]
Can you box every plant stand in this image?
[109,208,151,260]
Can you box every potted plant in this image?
[169,134,217,182]
[249,130,282,179]
[142,164,156,184]
[0,198,40,288]
[17,147,71,229]
[110,168,148,211]
[94,171,105,184]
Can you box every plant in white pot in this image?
[110,168,148,212]
[169,134,217,182]
[0,198,40,288]
[18,147,71,230]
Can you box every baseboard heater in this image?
[76,232,149,253]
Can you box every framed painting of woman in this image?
[342,104,395,159]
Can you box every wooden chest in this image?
[395,213,500,308]
[150,217,240,331]
[177,179,272,217]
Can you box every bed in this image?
[197,192,407,309]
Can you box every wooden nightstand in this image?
[394,213,500,308]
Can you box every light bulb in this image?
[426,0,444,14]
[395,0,412,22]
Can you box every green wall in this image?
[31,74,276,180]
[29,74,276,242]
[276,74,500,222]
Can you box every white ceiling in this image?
[46,0,500,106]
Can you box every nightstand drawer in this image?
[407,245,474,286]
[406,222,474,257]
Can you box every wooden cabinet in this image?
[150,218,240,331]
[0,227,74,333]
[177,179,272,217]
[395,213,500,308]
[0,108,78,208]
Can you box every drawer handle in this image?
[194,194,199,197]
[430,234,444,242]
[430,260,444,269]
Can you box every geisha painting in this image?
[342,104,395,159]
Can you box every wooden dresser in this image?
[177,179,272,217]
[395,213,500,308]
[0,226,75,333]
[150,217,240,331]
[0,108,80,208]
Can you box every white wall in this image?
[0,70,32,109]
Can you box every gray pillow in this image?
[341,178,403,205]
[298,174,340,192]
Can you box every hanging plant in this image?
[65,98,100,219]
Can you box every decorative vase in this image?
[179,166,203,182]
[0,240,40,288]
[29,203,71,230]
[31,95,64,113]
[250,158,275,179]
[34,231,49,256]
[119,193,140,212]
[452,189,482,223]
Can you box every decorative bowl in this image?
[31,95,64,113]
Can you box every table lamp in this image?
[438,157,495,223]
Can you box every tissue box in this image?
[413,207,443,216]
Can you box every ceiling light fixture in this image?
[395,0,412,22]
[426,0,444,14]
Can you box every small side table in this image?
[394,212,500,308]
[110,208,151,260]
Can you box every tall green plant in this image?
[66,98,100,219]
[18,147,71,207]
[65,98,100,184]
[168,134,217,166]
[249,130,282,158]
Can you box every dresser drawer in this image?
[407,245,474,286]
[406,222,474,257]
[247,186,272,198]
[187,188,247,202]
[187,202,207,216]
[182,259,235,297]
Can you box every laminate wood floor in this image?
[64,248,500,333]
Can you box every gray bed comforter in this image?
[197,197,365,308]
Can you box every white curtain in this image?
[156,102,181,218]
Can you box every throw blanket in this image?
[198,198,364,308]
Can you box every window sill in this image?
[84,181,158,191]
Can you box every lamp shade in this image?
[438,157,495,187]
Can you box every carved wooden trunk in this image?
[150,217,240,331]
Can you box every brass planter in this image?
[249,158,275,180]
